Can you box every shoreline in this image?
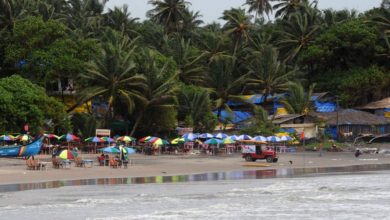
[1,152,390,186]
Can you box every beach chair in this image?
[74,157,85,167]
[109,158,118,168]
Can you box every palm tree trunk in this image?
[130,112,144,136]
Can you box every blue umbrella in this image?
[229,135,239,141]
[199,133,214,139]
[253,136,267,141]
[99,147,120,154]
[182,133,198,141]
[205,138,222,145]
[267,136,281,143]
[238,134,252,140]
[279,136,292,141]
[214,133,228,139]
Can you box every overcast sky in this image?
[105,0,383,23]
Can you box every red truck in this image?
[240,140,278,163]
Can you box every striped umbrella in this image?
[253,136,267,142]
[182,133,198,140]
[205,138,222,145]
[101,137,115,143]
[58,133,80,142]
[199,133,213,139]
[85,136,104,143]
[148,137,169,145]
[267,136,281,143]
[238,134,252,140]
[279,136,292,141]
[116,136,136,142]
[139,136,153,142]
[222,137,235,144]
[98,147,120,154]
[44,134,59,139]
[171,137,185,144]
[229,135,239,141]
[0,135,15,141]
[17,134,33,142]
[58,150,78,160]
[214,133,228,139]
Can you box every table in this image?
[83,159,94,168]
[62,160,71,169]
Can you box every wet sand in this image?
[0,152,389,185]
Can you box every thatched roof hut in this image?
[358,97,390,110]
[310,109,390,126]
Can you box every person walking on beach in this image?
[318,143,323,157]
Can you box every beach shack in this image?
[311,109,390,141]
[357,97,390,119]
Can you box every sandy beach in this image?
[1,151,389,185]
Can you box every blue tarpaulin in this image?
[213,110,253,124]
[315,101,336,112]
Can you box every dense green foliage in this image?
[0,75,70,133]
[0,0,389,137]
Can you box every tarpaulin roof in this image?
[213,110,253,124]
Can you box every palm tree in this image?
[279,82,315,115]
[271,0,309,19]
[220,7,253,56]
[104,5,139,37]
[162,36,207,85]
[208,57,248,118]
[77,29,147,125]
[244,0,272,20]
[180,10,203,38]
[147,0,190,33]
[277,12,321,62]
[245,45,298,99]
[130,48,178,136]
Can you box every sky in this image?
[105,0,383,23]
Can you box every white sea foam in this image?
[1,171,390,220]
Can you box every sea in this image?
[1,167,390,220]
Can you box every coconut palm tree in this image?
[147,0,190,33]
[244,0,272,20]
[78,29,147,125]
[104,5,139,37]
[208,57,248,118]
[277,11,321,62]
[220,7,253,56]
[130,48,178,136]
[272,0,310,19]
[245,45,298,99]
[279,82,316,115]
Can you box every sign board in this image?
[96,129,111,137]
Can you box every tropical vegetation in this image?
[0,0,389,138]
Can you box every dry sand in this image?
[0,152,389,185]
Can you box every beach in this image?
[1,151,389,185]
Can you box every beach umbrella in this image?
[85,136,104,143]
[116,136,136,142]
[17,134,33,142]
[182,133,198,140]
[139,136,153,142]
[199,133,213,139]
[229,135,239,141]
[253,136,267,142]
[279,136,292,141]
[58,149,78,160]
[205,138,222,145]
[237,134,252,140]
[171,137,185,144]
[214,133,228,139]
[267,136,281,143]
[222,137,235,144]
[148,137,168,145]
[0,135,15,141]
[99,147,120,154]
[116,145,136,155]
[44,134,59,139]
[58,133,80,142]
[124,147,136,154]
[101,137,115,143]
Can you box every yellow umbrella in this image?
[171,137,185,144]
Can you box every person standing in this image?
[319,143,323,157]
